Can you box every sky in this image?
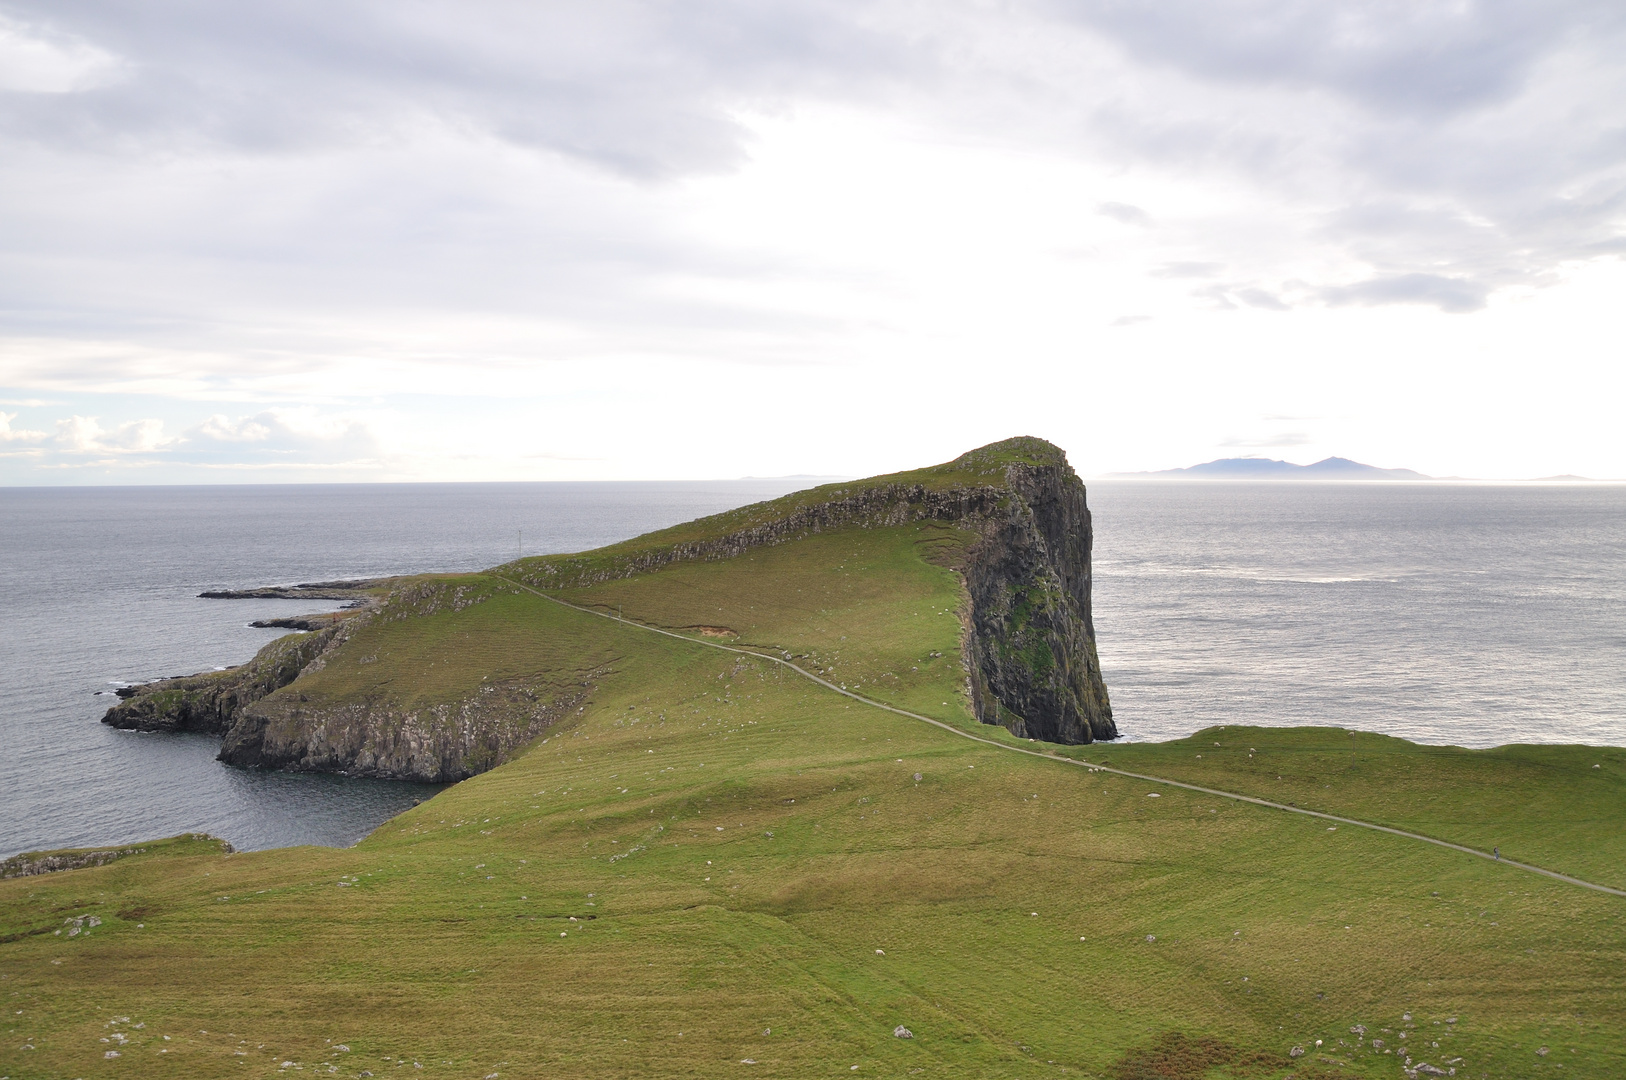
[1,0,1623,484]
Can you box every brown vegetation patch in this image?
[685,625,737,638]
[1111,1032,1286,1080]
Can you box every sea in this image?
[2,480,1623,859]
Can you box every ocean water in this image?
[0,481,812,859]
[2,480,1622,859]
[1089,482,1626,747]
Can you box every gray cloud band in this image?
[0,0,1621,325]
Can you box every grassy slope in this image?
[1086,730,1626,893]
[3,523,1623,1080]
[487,436,1056,587]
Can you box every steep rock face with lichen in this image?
[955,447,1114,742]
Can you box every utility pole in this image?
[517,529,522,562]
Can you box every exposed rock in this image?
[1,846,144,879]
[1,833,231,880]
[219,673,596,782]
[893,1026,913,1039]
[102,626,348,735]
[510,436,1114,742]
[248,611,357,631]
[99,439,1114,785]
[106,579,593,782]
[199,579,388,600]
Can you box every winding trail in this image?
[497,575,1626,900]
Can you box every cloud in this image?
[0,0,1623,487]
[196,413,273,442]
[0,14,126,94]
[0,0,1619,332]
[0,2,919,179]
[1045,0,1624,118]
[1220,431,1312,448]
[0,410,47,442]
[1321,273,1490,313]
[184,409,381,464]
[1099,201,1153,227]
[1152,262,1224,279]
[1233,287,1289,311]
[52,414,173,452]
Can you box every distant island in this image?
[1114,455,1430,480]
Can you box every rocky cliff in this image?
[105,579,594,782]
[103,626,348,736]
[506,435,1114,742]
[102,436,1113,782]
[957,447,1114,742]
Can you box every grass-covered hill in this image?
[5,440,1624,1079]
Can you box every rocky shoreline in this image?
[102,437,1115,784]
[198,579,387,601]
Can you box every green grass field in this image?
[4,520,1622,1080]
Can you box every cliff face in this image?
[508,435,1114,743]
[217,674,594,781]
[105,580,594,783]
[958,455,1114,742]
[103,436,1113,782]
[102,626,346,736]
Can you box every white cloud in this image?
[0,14,125,94]
[184,408,381,464]
[53,414,172,453]
[196,413,273,442]
[1220,431,1313,448]
[0,410,47,442]
[0,2,1622,482]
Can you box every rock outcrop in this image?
[103,626,347,736]
[957,447,1114,742]
[106,581,592,782]
[508,435,1114,742]
[216,672,595,781]
[199,579,386,600]
[103,436,1114,783]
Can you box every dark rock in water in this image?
[103,629,342,735]
[249,611,353,631]
[200,579,387,600]
[106,584,592,783]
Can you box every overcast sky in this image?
[2,0,1623,483]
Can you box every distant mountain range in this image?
[1115,456,1431,480]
